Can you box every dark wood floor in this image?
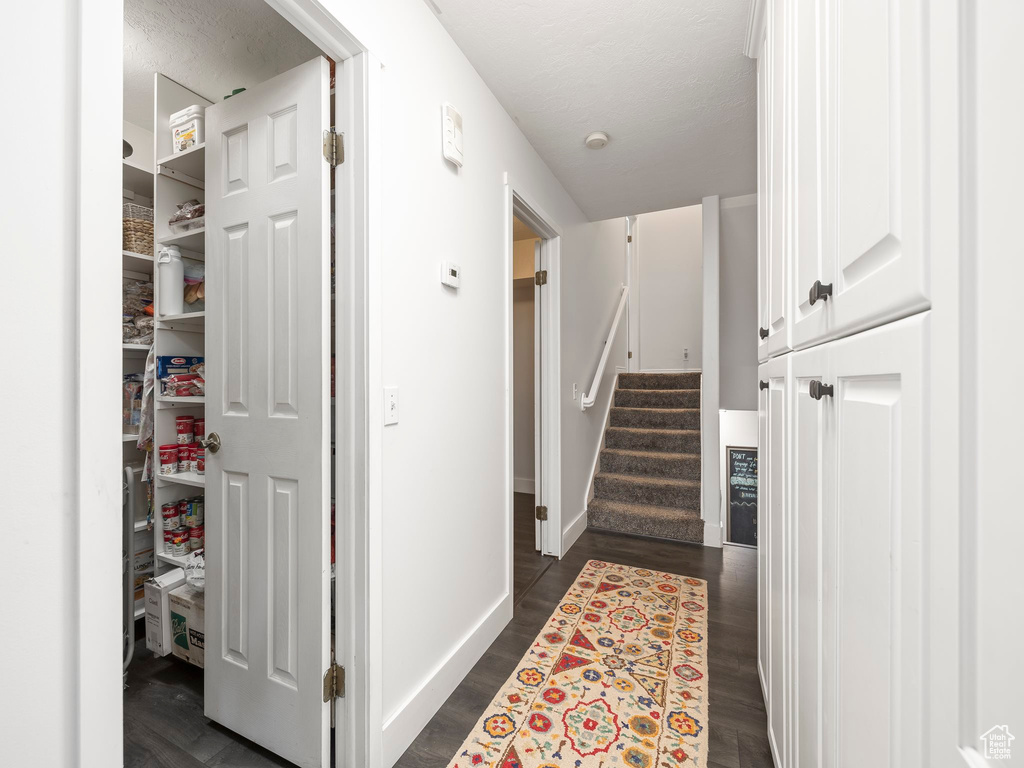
[124,636,299,767]
[394,529,771,768]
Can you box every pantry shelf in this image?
[157,551,193,568]
[123,161,154,197]
[123,433,140,443]
[160,227,205,254]
[156,471,205,489]
[122,250,155,273]
[122,343,151,357]
[157,395,205,408]
[157,143,205,187]
[156,310,205,332]
[134,520,149,533]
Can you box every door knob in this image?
[759,326,769,340]
[199,432,222,454]
[808,280,833,306]
[808,380,834,400]
[759,380,769,391]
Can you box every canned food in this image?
[159,444,178,475]
[197,447,205,475]
[189,525,204,551]
[177,445,191,473]
[171,527,190,557]
[188,444,198,473]
[163,529,175,553]
[194,417,205,440]
[176,415,195,444]
[161,502,180,530]
[191,497,204,526]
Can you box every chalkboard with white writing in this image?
[727,446,758,546]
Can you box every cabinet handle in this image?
[808,380,834,400]
[808,280,833,306]
[759,380,769,391]
[759,326,769,340]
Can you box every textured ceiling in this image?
[428,0,756,220]
[124,0,325,130]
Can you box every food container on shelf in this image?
[157,245,184,316]
[168,215,205,234]
[169,105,205,154]
[122,203,154,256]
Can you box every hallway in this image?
[394,531,769,768]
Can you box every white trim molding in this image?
[701,196,723,548]
[744,0,767,59]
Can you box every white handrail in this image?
[580,285,629,411]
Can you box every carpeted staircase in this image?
[587,372,704,544]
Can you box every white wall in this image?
[512,282,534,492]
[635,204,703,371]
[560,216,628,548]
[314,0,627,761]
[719,195,758,410]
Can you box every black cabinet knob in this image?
[809,280,833,306]
[809,380,834,400]
[759,380,769,391]
[759,326,769,340]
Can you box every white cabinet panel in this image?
[757,43,770,363]
[765,0,790,359]
[825,313,927,768]
[757,363,769,690]
[759,354,789,767]
[790,346,828,768]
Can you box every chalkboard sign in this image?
[727,447,758,546]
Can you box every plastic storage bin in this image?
[169,105,205,154]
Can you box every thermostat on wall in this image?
[442,103,464,167]
[440,261,461,289]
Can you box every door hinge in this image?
[627,235,633,243]
[535,270,548,286]
[535,505,548,521]
[628,351,633,359]
[323,662,346,701]
[323,128,345,167]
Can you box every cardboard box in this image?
[169,584,205,668]
[144,568,185,656]
[156,355,204,380]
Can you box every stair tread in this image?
[588,497,702,520]
[595,471,700,489]
[606,426,701,435]
[601,448,700,461]
[616,388,700,394]
[612,406,700,413]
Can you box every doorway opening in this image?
[511,215,551,602]
[117,2,369,766]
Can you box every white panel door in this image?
[825,313,927,768]
[761,353,788,767]
[756,362,769,695]
[765,0,790,359]
[533,239,543,552]
[204,57,332,768]
[790,344,829,768]
[812,0,929,345]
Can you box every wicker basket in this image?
[123,203,154,257]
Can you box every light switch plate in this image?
[442,103,464,167]
[384,387,399,426]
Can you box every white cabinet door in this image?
[760,353,789,767]
[809,0,929,345]
[204,57,332,768]
[765,0,791,359]
[757,362,769,692]
[824,313,927,768]
[790,344,829,768]
[756,41,770,363]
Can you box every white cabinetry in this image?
[752,0,935,764]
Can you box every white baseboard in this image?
[563,509,588,554]
[381,593,513,767]
[703,519,723,548]
[513,477,535,494]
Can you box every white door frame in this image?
[79,2,380,766]
[625,215,640,372]
[505,175,562,562]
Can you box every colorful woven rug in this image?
[446,560,709,768]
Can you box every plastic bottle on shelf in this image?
[157,245,184,316]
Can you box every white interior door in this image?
[204,56,332,768]
[533,239,543,552]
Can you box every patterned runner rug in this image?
[445,560,709,768]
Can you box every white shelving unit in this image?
[151,74,212,577]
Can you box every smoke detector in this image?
[585,131,609,149]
